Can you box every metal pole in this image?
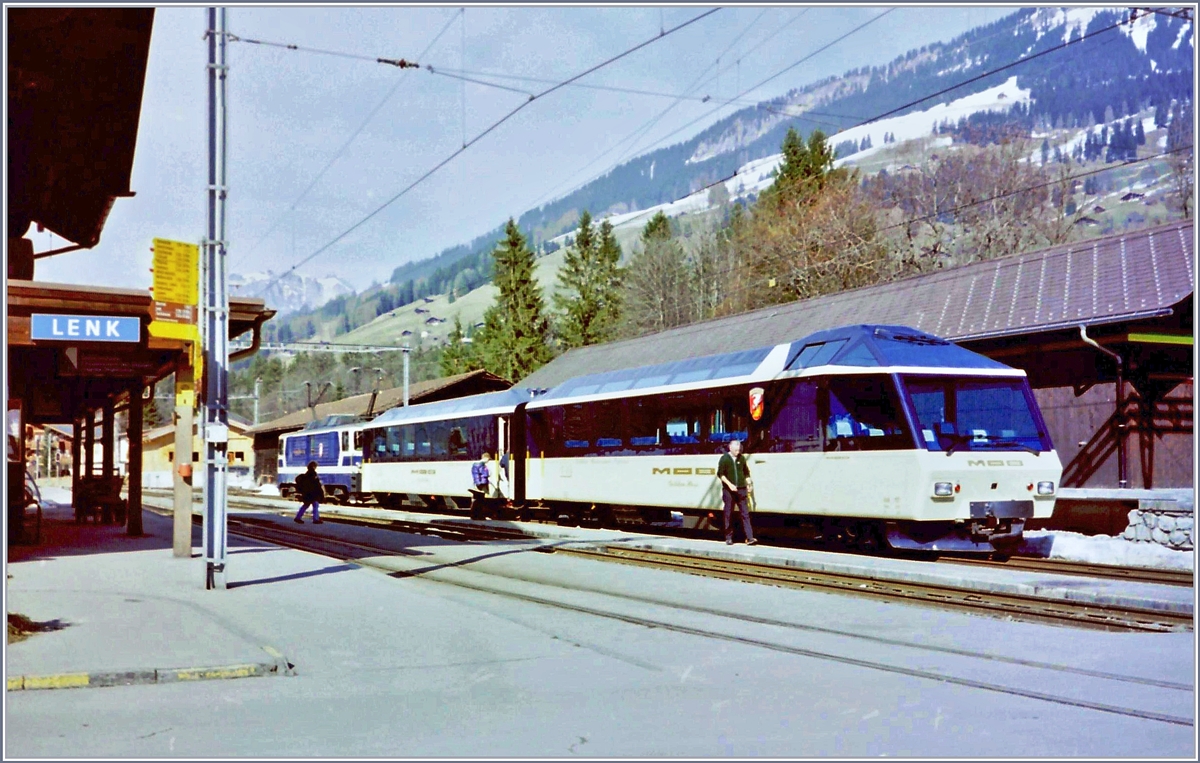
[1079,325,1128,488]
[254,377,261,425]
[403,348,410,407]
[127,385,144,536]
[202,6,230,589]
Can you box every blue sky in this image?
[35,5,1017,292]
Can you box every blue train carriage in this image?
[523,324,1062,554]
[360,389,532,513]
[277,414,370,504]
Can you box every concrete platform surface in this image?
[6,500,296,688]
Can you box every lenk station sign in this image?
[31,314,140,342]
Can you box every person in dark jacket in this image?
[717,439,757,545]
[294,461,324,524]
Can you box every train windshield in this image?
[902,376,1052,454]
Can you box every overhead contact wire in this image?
[259,7,720,293]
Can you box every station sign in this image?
[30,314,139,343]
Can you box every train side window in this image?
[429,421,449,459]
[824,376,912,452]
[415,426,431,457]
[563,405,589,451]
[764,381,820,453]
[593,401,622,450]
[353,430,363,452]
[627,397,660,449]
[386,426,403,459]
[448,426,468,457]
[341,431,349,451]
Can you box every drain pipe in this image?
[1080,325,1128,488]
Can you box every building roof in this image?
[519,220,1194,389]
[8,8,155,248]
[247,369,512,436]
[143,417,251,445]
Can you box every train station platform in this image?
[6,495,296,691]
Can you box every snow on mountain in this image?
[230,270,354,316]
[1029,7,1105,43]
[581,76,1035,239]
[1122,10,1158,52]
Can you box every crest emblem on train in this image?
[749,387,764,421]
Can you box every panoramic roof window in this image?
[788,339,846,370]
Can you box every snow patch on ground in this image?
[258,483,283,496]
[1019,530,1194,570]
[832,76,1031,169]
[592,78,1034,236]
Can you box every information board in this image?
[152,238,199,324]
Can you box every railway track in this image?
[941,555,1194,588]
[548,545,1194,634]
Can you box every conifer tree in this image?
[440,315,478,376]
[553,210,623,349]
[765,127,836,205]
[474,219,552,382]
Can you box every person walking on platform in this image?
[470,452,492,520]
[294,461,324,525]
[717,439,757,546]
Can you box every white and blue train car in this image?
[277,414,369,504]
[362,325,1064,555]
[360,389,531,511]
[523,324,1063,553]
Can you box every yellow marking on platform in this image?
[171,664,259,681]
[8,676,25,691]
[23,673,90,690]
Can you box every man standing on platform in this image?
[717,438,757,546]
[294,461,324,525]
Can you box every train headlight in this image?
[933,481,954,497]
[1036,481,1055,496]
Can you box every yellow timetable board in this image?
[152,238,199,309]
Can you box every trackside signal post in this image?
[202,6,230,589]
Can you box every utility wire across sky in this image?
[254,7,721,296]
[599,9,1141,235]
[231,8,463,271]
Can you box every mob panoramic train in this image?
[285,325,1064,555]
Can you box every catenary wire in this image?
[523,7,1048,215]
[581,10,1138,237]
[231,9,463,272]
[255,8,720,296]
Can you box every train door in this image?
[497,416,510,497]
